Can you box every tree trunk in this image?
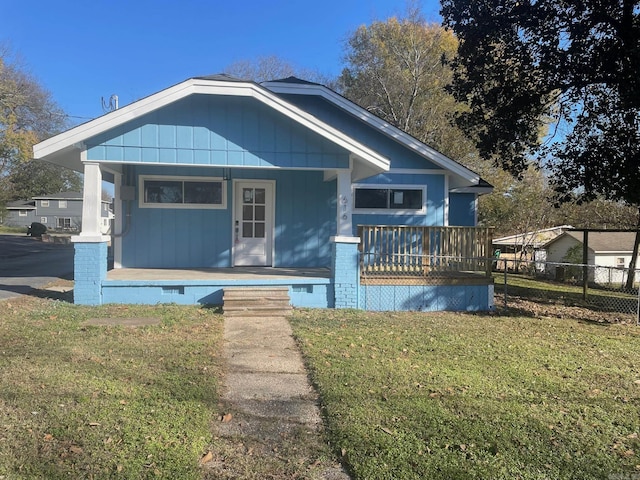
[624,207,640,290]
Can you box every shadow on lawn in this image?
[504,281,636,310]
[493,282,638,324]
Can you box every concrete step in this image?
[223,287,290,298]
[224,309,292,318]
[223,287,291,317]
[224,302,292,311]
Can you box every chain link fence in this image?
[359,253,640,323]
[494,258,640,322]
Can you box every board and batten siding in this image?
[449,193,477,226]
[119,166,335,269]
[85,95,350,170]
[275,95,442,170]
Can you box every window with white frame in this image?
[41,200,49,207]
[616,257,626,268]
[18,210,27,217]
[40,217,47,223]
[59,200,67,208]
[57,218,72,229]
[353,185,426,214]
[139,176,226,209]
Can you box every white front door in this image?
[233,181,274,266]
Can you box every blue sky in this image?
[1,0,441,124]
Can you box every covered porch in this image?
[102,266,334,307]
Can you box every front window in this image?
[18,210,27,217]
[41,200,49,207]
[353,185,425,214]
[40,217,47,223]
[59,200,67,208]
[139,176,226,209]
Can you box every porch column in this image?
[71,160,110,305]
[331,236,360,309]
[113,172,123,269]
[336,170,353,236]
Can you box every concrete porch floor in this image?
[106,267,332,281]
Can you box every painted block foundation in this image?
[101,278,334,307]
[331,239,360,309]
[73,242,108,305]
[360,284,494,312]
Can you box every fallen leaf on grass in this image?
[43,434,53,441]
[199,451,213,465]
[69,445,83,454]
[219,413,233,423]
[379,426,394,436]
[88,422,101,427]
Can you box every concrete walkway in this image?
[212,314,350,479]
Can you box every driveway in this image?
[0,234,74,301]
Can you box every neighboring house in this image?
[544,231,640,284]
[3,192,113,234]
[493,225,573,269]
[4,200,38,227]
[33,75,493,310]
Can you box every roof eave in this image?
[263,79,481,185]
[34,77,390,174]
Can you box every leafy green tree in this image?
[478,165,555,237]
[7,160,81,199]
[441,0,640,285]
[551,198,639,230]
[0,50,65,169]
[0,49,77,208]
[339,8,478,163]
[441,0,639,188]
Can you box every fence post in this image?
[582,231,589,301]
[637,282,640,326]
[503,258,508,309]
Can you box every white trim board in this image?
[263,79,481,185]
[33,77,390,176]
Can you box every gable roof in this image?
[6,200,36,210]
[546,231,639,253]
[493,225,573,248]
[32,192,83,200]
[262,77,490,191]
[33,75,390,180]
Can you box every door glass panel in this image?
[242,205,253,221]
[255,205,265,221]
[243,188,253,203]
[255,188,266,204]
[242,222,253,237]
[255,222,265,238]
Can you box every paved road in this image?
[0,234,74,301]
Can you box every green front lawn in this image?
[2,290,639,479]
[291,309,640,479]
[0,297,224,479]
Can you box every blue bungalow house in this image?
[33,75,494,311]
